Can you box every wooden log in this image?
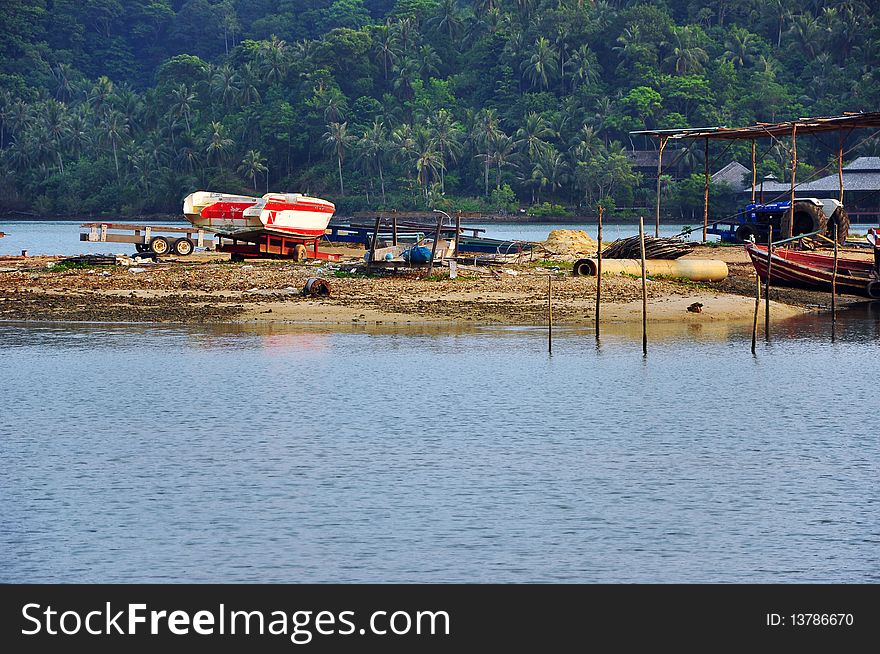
[367,215,381,271]
[427,214,443,277]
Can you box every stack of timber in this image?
[601,236,694,260]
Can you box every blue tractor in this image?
[707,198,849,244]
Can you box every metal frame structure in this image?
[631,111,880,242]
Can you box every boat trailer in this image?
[216,232,341,262]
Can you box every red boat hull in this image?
[745,243,877,297]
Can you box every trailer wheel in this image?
[135,243,149,253]
[149,236,169,255]
[292,243,308,261]
[174,237,194,256]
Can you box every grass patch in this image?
[49,261,107,273]
[529,259,574,270]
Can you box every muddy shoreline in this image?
[0,244,869,326]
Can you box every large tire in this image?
[734,224,754,243]
[173,237,194,256]
[826,207,850,244]
[149,236,169,255]
[791,200,825,237]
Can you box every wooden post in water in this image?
[595,205,603,337]
[368,215,381,271]
[548,275,553,354]
[765,225,772,337]
[832,224,839,326]
[752,271,761,355]
[639,216,648,356]
[427,214,443,277]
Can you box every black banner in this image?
[1,584,875,651]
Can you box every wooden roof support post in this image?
[785,125,797,240]
[750,140,757,204]
[703,137,709,242]
[838,132,845,204]
[655,135,668,238]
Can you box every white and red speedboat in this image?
[182,191,335,241]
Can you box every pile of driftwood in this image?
[601,236,694,260]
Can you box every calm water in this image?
[5,220,877,256]
[1,311,878,583]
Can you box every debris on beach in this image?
[602,236,694,260]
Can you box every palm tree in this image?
[393,57,420,99]
[568,45,600,89]
[662,26,708,75]
[260,35,289,84]
[417,44,441,79]
[429,0,465,44]
[473,108,501,196]
[43,100,70,173]
[357,120,389,205]
[490,133,517,189]
[415,145,443,200]
[211,65,241,109]
[723,26,759,68]
[323,121,353,195]
[102,110,129,180]
[238,149,268,190]
[531,148,568,203]
[66,108,92,160]
[786,14,821,59]
[522,37,559,90]
[52,63,75,102]
[205,121,234,170]
[88,76,115,117]
[373,24,398,81]
[427,109,462,193]
[515,112,552,161]
[169,83,197,134]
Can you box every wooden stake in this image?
[838,133,844,204]
[368,215,381,271]
[765,225,772,340]
[391,213,398,246]
[454,210,461,258]
[639,216,648,356]
[427,214,444,277]
[595,204,603,337]
[752,271,761,355]
[703,137,709,242]
[832,224,838,325]
[548,275,553,354]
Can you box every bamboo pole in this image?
[454,210,461,258]
[785,125,797,238]
[752,271,761,355]
[703,137,709,242]
[655,136,667,238]
[392,213,398,246]
[832,224,838,325]
[595,205,603,337]
[750,140,757,204]
[548,275,553,354]
[427,214,443,277]
[765,225,772,339]
[639,216,647,356]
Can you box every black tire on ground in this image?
[734,225,754,243]
[826,207,850,243]
[149,236,169,255]
[791,200,825,237]
[866,280,880,300]
[174,237,194,256]
[135,243,149,253]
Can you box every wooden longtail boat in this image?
[744,242,880,298]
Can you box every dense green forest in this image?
[1,0,878,218]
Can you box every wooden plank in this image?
[79,222,204,233]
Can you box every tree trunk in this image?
[378,157,386,206]
[112,140,119,180]
[337,153,344,195]
[484,157,489,196]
